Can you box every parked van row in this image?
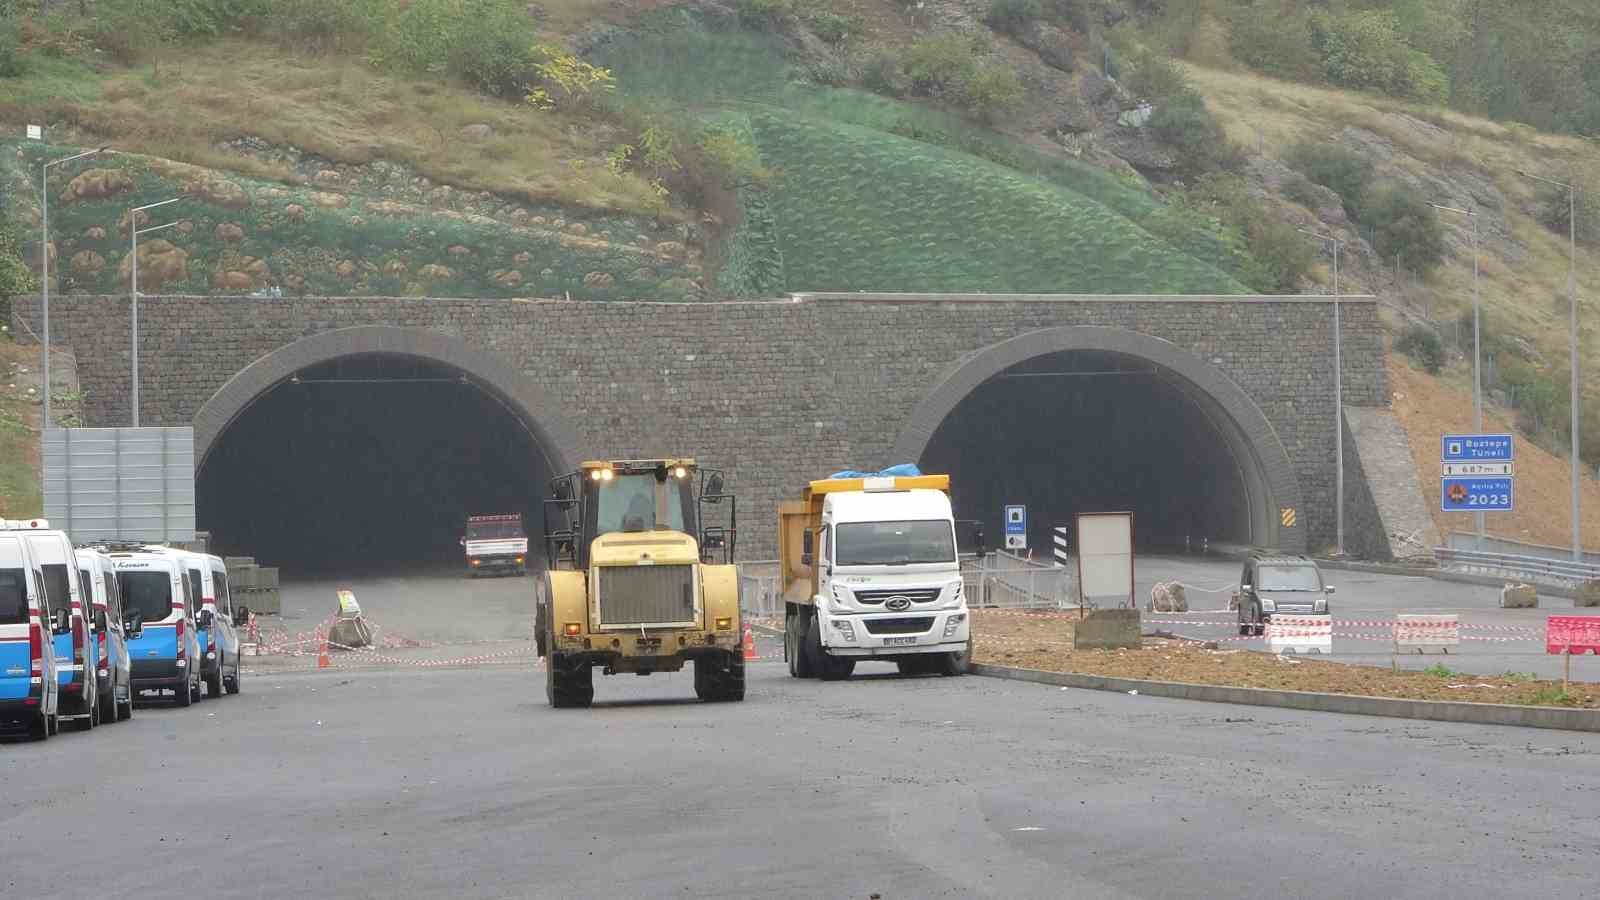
[1,519,247,742]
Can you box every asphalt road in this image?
[1136,556,1600,679]
[6,659,1599,899]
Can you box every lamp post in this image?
[128,198,180,427]
[1519,170,1581,561]
[1300,228,1345,556]
[1430,202,1484,548]
[40,146,112,428]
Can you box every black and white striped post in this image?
[1053,526,1069,567]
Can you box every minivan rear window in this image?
[121,571,174,622]
[0,570,26,625]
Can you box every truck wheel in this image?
[546,653,593,708]
[695,652,746,702]
[937,638,973,676]
[534,595,550,659]
[786,611,815,679]
[806,616,854,681]
[896,657,932,676]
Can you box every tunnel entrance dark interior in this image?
[919,349,1255,555]
[196,353,553,574]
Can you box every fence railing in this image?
[963,551,1078,610]
[737,560,782,621]
[1434,546,1600,586]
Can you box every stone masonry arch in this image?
[891,325,1306,552]
[192,326,583,476]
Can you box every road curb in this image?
[969,663,1600,733]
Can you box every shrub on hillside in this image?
[736,0,790,25]
[1282,174,1323,209]
[1149,91,1242,175]
[986,0,1044,35]
[903,32,980,100]
[0,16,25,78]
[266,0,368,53]
[962,61,1025,122]
[1395,323,1446,374]
[1536,172,1599,246]
[804,11,858,45]
[1181,173,1312,293]
[448,0,542,97]
[861,50,907,96]
[1284,142,1372,216]
[1309,10,1450,103]
[1363,182,1445,274]
[1228,13,1319,81]
[1122,47,1189,103]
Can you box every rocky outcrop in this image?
[117,240,188,291]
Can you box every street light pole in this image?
[1431,202,1484,548]
[1519,170,1582,560]
[39,146,111,428]
[1301,228,1345,556]
[128,198,180,428]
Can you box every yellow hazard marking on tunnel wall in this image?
[1280,508,1297,528]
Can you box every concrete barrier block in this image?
[1577,580,1600,608]
[1500,583,1538,609]
[1074,608,1141,650]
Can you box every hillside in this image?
[2,0,1600,548]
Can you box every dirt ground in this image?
[970,609,1600,709]
[1388,358,1600,550]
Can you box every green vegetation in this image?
[1194,0,1600,137]
[1177,174,1312,293]
[750,114,1246,294]
[1394,323,1446,375]
[1421,663,1461,678]
[1530,686,1578,706]
[1283,141,1445,277]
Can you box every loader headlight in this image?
[715,616,732,630]
[673,466,688,479]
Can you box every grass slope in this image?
[753,113,1248,293]
[2,140,704,301]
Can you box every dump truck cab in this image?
[536,458,744,707]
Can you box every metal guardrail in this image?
[963,552,1077,610]
[1434,546,1600,586]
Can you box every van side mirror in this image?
[801,529,814,567]
[52,608,71,635]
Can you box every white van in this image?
[11,521,100,728]
[171,549,243,697]
[111,548,203,707]
[0,532,63,740]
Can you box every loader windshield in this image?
[591,473,694,535]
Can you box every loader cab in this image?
[544,459,737,569]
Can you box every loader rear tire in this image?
[546,653,593,708]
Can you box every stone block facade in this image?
[14,292,1387,557]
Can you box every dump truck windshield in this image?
[594,474,691,535]
[835,520,956,566]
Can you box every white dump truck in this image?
[778,471,977,680]
[460,514,529,577]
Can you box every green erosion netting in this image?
[2,141,704,301]
[751,114,1248,293]
[600,21,1251,296]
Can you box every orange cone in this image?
[742,624,758,661]
[317,627,331,669]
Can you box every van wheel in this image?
[225,660,241,695]
[806,616,854,681]
[206,660,224,698]
[176,679,194,708]
[118,693,134,721]
[191,676,204,703]
[99,682,117,724]
[29,711,49,741]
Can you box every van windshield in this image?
[121,571,174,622]
[0,569,26,625]
[835,520,957,566]
[41,564,73,617]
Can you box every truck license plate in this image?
[883,636,918,646]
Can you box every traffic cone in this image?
[317,627,331,669]
[742,624,758,661]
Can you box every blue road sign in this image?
[1441,476,1513,512]
[1004,505,1026,536]
[1441,433,1513,462]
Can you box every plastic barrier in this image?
[1265,614,1332,654]
[1394,614,1460,654]
[1547,616,1600,655]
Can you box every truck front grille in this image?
[597,564,696,626]
[863,616,935,635]
[854,588,942,605]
